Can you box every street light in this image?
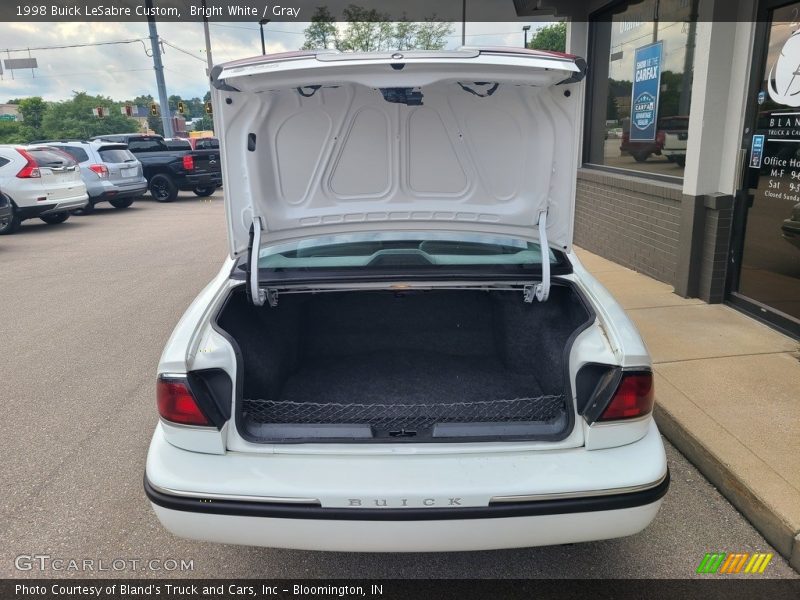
[522,25,531,49]
[259,18,270,55]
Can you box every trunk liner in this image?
[242,350,566,434]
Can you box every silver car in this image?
[35,140,148,211]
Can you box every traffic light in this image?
[177,101,185,115]
[150,103,159,116]
[122,105,133,117]
[93,107,105,118]
[204,101,213,115]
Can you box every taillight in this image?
[182,155,194,171]
[15,148,40,178]
[157,376,210,426]
[598,371,654,421]
[89,164,109,178]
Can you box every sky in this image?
[0,21,554,103]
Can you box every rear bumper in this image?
[89,181,148,203]
[145,420,668,551]
[17,195,88,218]
[179,173,223,190]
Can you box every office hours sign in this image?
[630,41,663,142]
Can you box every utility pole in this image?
[461,0,466,46]
[146,0,174,138]
[202,0,216,131]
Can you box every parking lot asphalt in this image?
[0,192,797,579]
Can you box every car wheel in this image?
[149,174,178,202]
[0,204,20,235]
[109,198,134,209]
[40,212,70,225]
[632,152,650,163]
[676,157,686,167]
[72,202,94,215]
[193,186,215,197]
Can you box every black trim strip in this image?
[144,470,669,521]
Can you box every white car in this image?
[0,145,88,234]
[145,48,668,552]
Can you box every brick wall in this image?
[697,195,734,303]
[574,169,683,286]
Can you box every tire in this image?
[676,156,686,167]
[40,212,70,225]
[0,204,20,235]
[149,174,178,202]
[193,186,215,197]
[632,152,650,163]
[109,198,134,209]
[72,202,94,215]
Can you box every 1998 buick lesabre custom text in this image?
[144,47,669,552]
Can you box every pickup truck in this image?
[91,134,222,202]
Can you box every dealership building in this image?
[515,0,800,337]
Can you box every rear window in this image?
[28,148,77,167]
[127,138,167,152]
[165,139,191,150]
[194,138,219,150]
[55,146,89,163]
[257,232,561,271]
[98,147,136,163]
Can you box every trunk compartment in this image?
[216,284,592,443]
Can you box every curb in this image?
[654,405,800,573]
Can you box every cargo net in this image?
[241,395,566,432]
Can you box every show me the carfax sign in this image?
[630,41,663,142]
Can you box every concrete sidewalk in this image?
[575,247,800,572]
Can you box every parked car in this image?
[620,124,665,162]
[90,134,222,202]
[164,138,192,151]
[782,202,800,249]
[0,145,88,234]
[144,48,668,552]
[31,140,147,211]
[0,189,12,231]
[660,116,689,167]
[188,136,219,151]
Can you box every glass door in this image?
[730,0,800,338]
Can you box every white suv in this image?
[144,48,668,552]
[0,145,88,234]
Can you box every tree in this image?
[414,18,451,50]
[17,97,46,135]
[606,91,619,122]
[0,120,26,144]
[527,22,567,53]
[40,92,139,140]
[302,6,338,50]
[301,4,453,52]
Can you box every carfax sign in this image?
[630,41,663,142]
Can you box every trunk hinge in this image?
[525,209,550,303]
[246,216,278,307]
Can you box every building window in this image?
[584,0,699,179]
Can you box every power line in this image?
[0,38,148,53]
[161,39,207,62]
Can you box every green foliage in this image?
[17,97,46,137]
[528,22,567,53]
[302,5,452,52]
[301,6,338,50]
[0,120,27,144]
[40,92,140,140]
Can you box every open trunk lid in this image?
[211,48,586,263]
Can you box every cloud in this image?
[0,20,552,102]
